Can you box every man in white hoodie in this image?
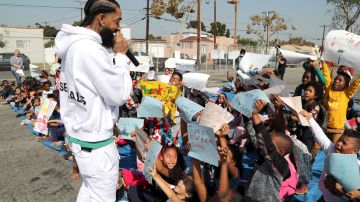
[55,0,132,201]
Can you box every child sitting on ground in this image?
[301,110,360,201]
[246,99,298,201]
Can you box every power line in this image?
[0,3,141,10]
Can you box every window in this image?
[181,42,192,49]
[16,40,30,48]
[201,44,207,53]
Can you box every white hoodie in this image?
[55,24,132,142]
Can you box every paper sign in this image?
[228,50,240,60]
[34,98,57,135]
[264,85,287,97]
[279,48,316,64]
[198,102,234,132]
[279,96,309,126]
[231,89,271,118]
[176,97,204,123]
[135,127,149,160]
[239,53,272,75]
[137,96,164,118]
[118,118,144,140]
[211,49,225,59]
[140,81,181,120]
[143,140,163,182]
[325,153,360,192]
[183,73,210,90]
[156,75,171,84]
[129,63,150,73]
[323,30,360,70]
[188,123,218,166]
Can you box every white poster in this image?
[279,48,316,64]
[183,73,210,90]
[280,96,309,126]
[156,75,171,84]
[239,53,272,75]
[198,102,234,132]
[228,50,240,60]
[323,30,360,70]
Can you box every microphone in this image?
[126,50,140,67]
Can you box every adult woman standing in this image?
[10,49,24,88]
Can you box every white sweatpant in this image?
[71,142,119,202]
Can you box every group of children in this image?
[2,55,360,202]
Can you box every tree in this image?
[237,36,258,46]
[327,0,360,32]
[225,29,230,38]
[246,12,292,46]
[187,20,206,31]
[35,23,59,37]
[44,40,55,48]
[151,0,195,19]
[209,21,227,36]
[288,37,316,47]
[148,34,162,40]
[72,20,81,26]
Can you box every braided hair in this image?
[81,0,120,27]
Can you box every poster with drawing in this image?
[198,102,234,132]
[231,89,270,118]
[239,53,272,75]
[34,98,57,135]
[143,140,163,182]
[118,118,144,140]
[279,96,309,126]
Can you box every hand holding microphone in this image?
[113,31,140,67]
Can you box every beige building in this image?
[0,26,44,63]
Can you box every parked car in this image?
[0,52,30,71]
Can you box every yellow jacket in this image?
[323,63,360,129]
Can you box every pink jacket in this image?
[278,154,298,199]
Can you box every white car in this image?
[165,51,196,73]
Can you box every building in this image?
[0,26,44,63]
[131,39,166,58]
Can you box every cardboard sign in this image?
[139,81,181,120]
[118,118,144,140]
[188,123,218,166]
[34,98,57,135]
[231,89,271,118]
[183,73,210,90]
[137,96,164,118]
[143,140,163,182]
[176,97,204,123]
[323,30,360,69]
[198,102,234,132]
[239,53,272,75]
[279,96,309,126]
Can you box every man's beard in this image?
[99,27,115,48]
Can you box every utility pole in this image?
[75,1,85,21]
[320,24,331,47]
[145,0,150,55]
[196,0,201,70]
[234,0,238,47]
[213,0,217,70]
[262,11,275,54]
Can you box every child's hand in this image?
[130,132,136,141]
[216,124,230,137]
[273,95,282,108]
[150,164,158,178]
[252,99,267,115]
[345,189,360,200]
[145,138,151,150]
[325,175,345,195]
[218,146,229,165]
[299,110,312,120]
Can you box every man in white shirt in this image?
[55,0,132,201]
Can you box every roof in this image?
[0,25,43,30]
[180,36,213,43]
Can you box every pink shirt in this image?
[278,154,298,199]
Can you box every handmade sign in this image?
[143,140,163,182]
[183,73,210,90]
[279,96,309,126]
[139,81,181,120]
[34,98,57,135]
[239,53,272,75]
[324,153,360,192]
[118,118,144,140]
[176,97,204,123]
[198,102,234,132]
[137,96,164,118]
[135,127,149,160]
[323,30,360,70]
[231,89,271,118]
[188,123,218,166]
[156,75,171,84]
[278,48,316,64]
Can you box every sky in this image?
[0,0,334,45]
